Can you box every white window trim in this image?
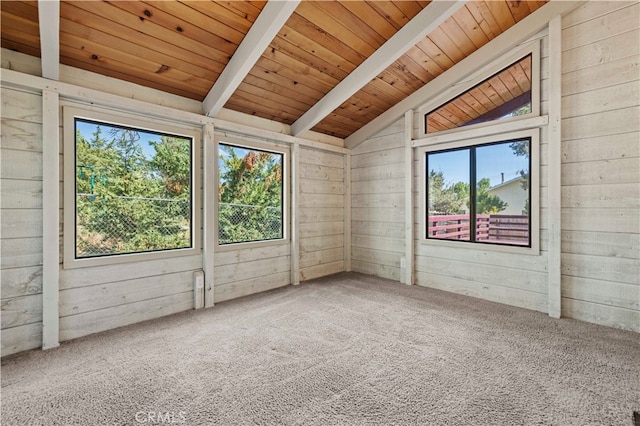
[62,103,202,269]
[214,133,290,252]
[418,128,540,255]
[417,39,541,139]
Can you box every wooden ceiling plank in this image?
[2,1,38,24]
[394,55,437,86]
[38,0,59,80]
[60,3,227,72]
[223,1,266,22]
[393,1,426,23]
[318,1,387,48]
[310,121,355,139]
[233,81,312,114]
[2,10,40,37]
[138,1,245,47]
[272,28,354,79]
[59,55,201,100]
[465,1,501,41]
[346,1,584,147]
[439,16,478,56]
[507,0,532,22]
[59,17,221,81]
[367,1,412,30]
[242,74,317,108]
[59,44,206,99]
[415,37,456,71]
[258,48,339,93]
[452,5,491,49]
[223,100,295,125]
[2,38,41,57]
[335,97,386,122]
[339,1,397,41]
[67,1,231,67]
[203,0,300,117]
[181,1,254,32]
[290,0,465,137]
[251,60,331,98]
[284,13,366,69]
[486,0,517,32]
[227,88,305,121]
[295,2,375,58]
[1,27,40,50]
[427,27,466,64]
[404,45,447,79]
[58,31,212,94]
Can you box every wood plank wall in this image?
[299,147,345,281]
[413,35,550,313]
[1,87,45,355]
[351,1,639,332]
[350,118,406,281]
[559,1,640,331]
[0,51,347,356]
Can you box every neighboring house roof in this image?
[487,177,528,215]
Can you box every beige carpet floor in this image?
[2,272,639,425]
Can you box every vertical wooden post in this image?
[42,89,60,350]
[343,153,352,272]
[203,123,216,307]
[291,142,300,284]
[547,15,562,318]
[403,110,414,285]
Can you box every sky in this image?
[428,142,529,188]
[76,120,162,160]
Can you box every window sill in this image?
[215,239,290,253]
[419,237,540,256]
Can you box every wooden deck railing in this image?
[428,214,529,245]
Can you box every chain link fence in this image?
[218,202,282,245]
[76,194,191,257]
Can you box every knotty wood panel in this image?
[315,1,547,138]
[2,0,546,139]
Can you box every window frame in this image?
[214,134,290,251]
[417,40,540,139]
[419,128,540,255]
[62,104,202,269]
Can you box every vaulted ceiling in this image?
[1,0,547,140]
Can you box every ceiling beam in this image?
[203,0,300,117]
[345,0,587,149]
[38,0,60,80]
[290,0,466,137]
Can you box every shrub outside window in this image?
[426,137,532,248]
[217,143,286,245]
[63,106,201,268]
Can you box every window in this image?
[216,140,287,246]
[422,129,538,251]
[63,106,201,268]
[425,55,533,134]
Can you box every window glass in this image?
[425,138,531,247]
[218,144,284,245]
[425,55,532,133]
[475,141,530,246]
[74,119,193,258]
[426,149,471,241]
